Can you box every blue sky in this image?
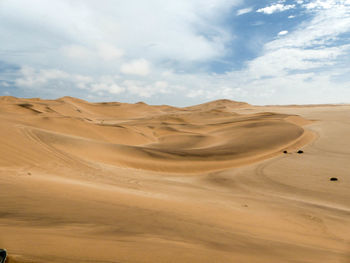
[0,0,350,105]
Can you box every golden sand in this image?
[0,97,349,262]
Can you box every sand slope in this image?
[0,97,349,262]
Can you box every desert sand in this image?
[0,96,349,262]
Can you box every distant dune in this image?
[0,97,349,262]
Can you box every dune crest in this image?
[0,97,311,173]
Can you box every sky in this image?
[1,0,350,106]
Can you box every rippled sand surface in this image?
[0,96,349,262]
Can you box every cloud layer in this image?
[257,3,296,14]
[1,0,350,105]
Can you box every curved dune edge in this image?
[41,117,317,174]
[26,118,315,174]
[0,96,317,174]
[100,128,317,174]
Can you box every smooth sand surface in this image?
[0,97,349,262]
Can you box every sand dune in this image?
[0,97,349,262]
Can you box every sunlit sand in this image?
[0,96,349,262]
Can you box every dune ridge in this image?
[0,97,349,263]
[0,97,311,173]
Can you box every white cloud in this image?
[13,66,175,98]
[278,30,289,36]
[247,46,348,78]
[97,43,124,61]
[304,0,335,9]
[237,7,253,15]
[267,4,350,49]
[166,0,350,104]
[234,0,350,103]
[91,82,125,94]
[15,67,70,87]
[123,80,170,98]
[14,67,124,95]
[62,45,92,60]
[245,1,350,79]
[0,0,242,80]
[187,89,205,98]
[257,4,296,14]
[3,0,350,105]
[154,81,169,91]
[89,75,125,94]
[62,43,123,61]
[121,59,151,76]
[302,0,350,10]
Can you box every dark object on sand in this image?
[0,249,7,263]
[283,150,288,154]
[329,177,338,181]
[297,150,304,154]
